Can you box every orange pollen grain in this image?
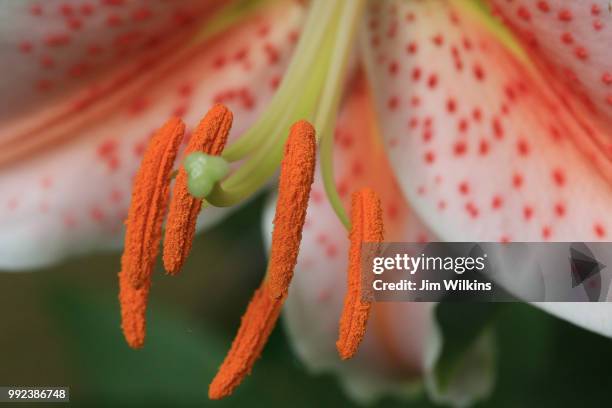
[163,104,233,275]
[118,116,185,348]
[336,188,384,360]
[267,120,316,299]
[208,283,283,400]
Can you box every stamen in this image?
[336,188,384,360]
[118,267,149,349]
[208,120,316,399]
[122,117,185,287]
[163,104,233,275]
[208,283,283,400]
[267,120,316,299]
[119,117,185,347]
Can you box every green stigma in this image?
[184,152,229,199]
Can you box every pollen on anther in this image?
[267,121,317,299]
[118,117,185,347]
[336,189,384,360]
[163,104,233,275]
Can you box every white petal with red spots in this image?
[362,0,612,340]
[488,0,612,148]
[362,0,612,244]
[262,77,493,405]
[0,0,224,123]
[0,1,305,269]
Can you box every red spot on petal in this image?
[561,32,574,44]
[427,74,438,88]
[512,173,524,189]
[592,4,602,15]
[473,64,485,81]
[453,141,467,156]
[492,117,504,139]
[478,139,490,156]
[263,43,280,65]
[80,3,94,16]
[326,244,338,258]
[388,60,399,76]
[558,9,572,22]
[97,139,117,158]
[554,202,566,217]
[30,4,43,16]
[537,1,550,12]
[465,202,479,218]
[575,46,588,60]
[517,6,531,21]
[552,168,566,186]
[523,206,534,221]
[387,96,400,110]
[406,42,418,54]
[19,41,33,53]
[517,138,530,156]
[432,34,444,46]
[491,195,503,210]
[90,207,105,222]
[44,33,70,47]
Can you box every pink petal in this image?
[488,1,612,147]
[0,0,225,124]
[363,0,612,342]
[263,75,491,405]
[0,0,305,269]
[362,0,612,244]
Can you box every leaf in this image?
[433,303,505,392]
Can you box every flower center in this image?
[186,0,366,229]
[116,1,387,400]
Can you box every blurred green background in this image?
[1,196,612,407]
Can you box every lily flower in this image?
[1,0,611,406]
